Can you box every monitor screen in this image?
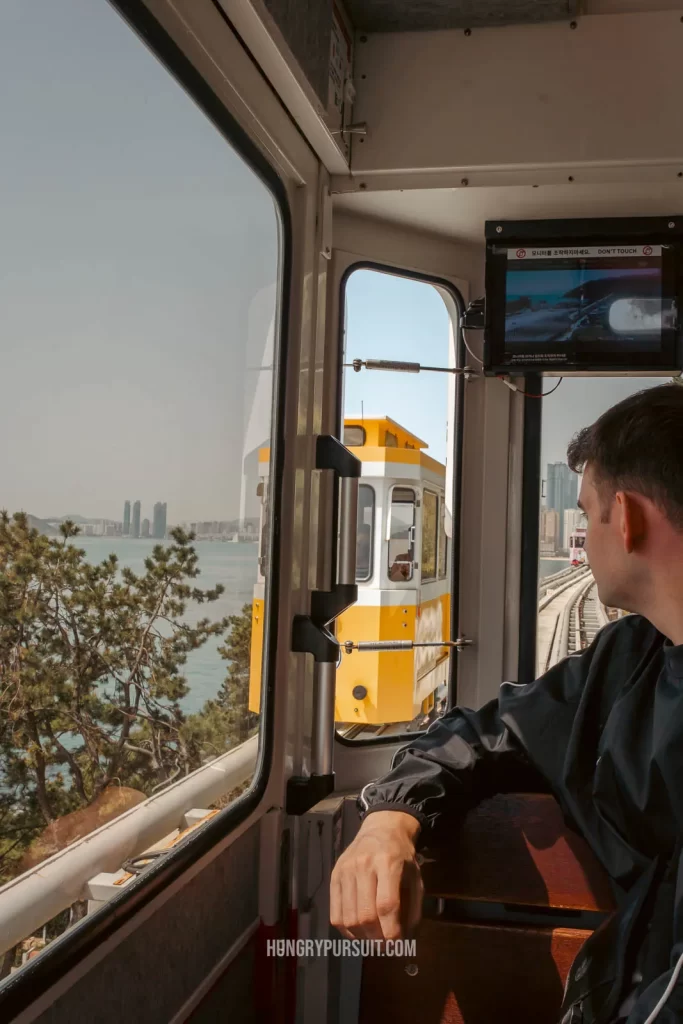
[484,219,682,375]
[504,246,672,352]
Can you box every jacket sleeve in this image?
[357,645,594,845]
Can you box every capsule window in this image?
[388,487,416,582]
[344,424,366,447]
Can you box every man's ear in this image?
[615,491,646,553]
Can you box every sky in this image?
[342,271,664,480]
[0,0,278,524]
[343,272,451,463]
[0,1,670,525]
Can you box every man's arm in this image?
[330,642,598,941]
[356,697,549,843]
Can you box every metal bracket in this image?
[286,774,335,816]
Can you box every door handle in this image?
[310,434,361,624]
[288,435,361,815]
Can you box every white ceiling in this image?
[333,181,683,245]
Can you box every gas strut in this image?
[342,638,473,654]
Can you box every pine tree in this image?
[0,512,237,883]
[181,604,258,762]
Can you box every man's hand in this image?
[330,810,423,942]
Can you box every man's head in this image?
[567,383,683,614]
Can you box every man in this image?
[330,383,683,1023]
[389,550,413,582]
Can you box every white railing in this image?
[545,572,596,667]
[538,564,590,611]
[0,734,259,957]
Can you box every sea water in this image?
[76,537,259,715]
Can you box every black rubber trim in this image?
[485,214,683,242]
[286,774,335,815]
[517,375,543,684]
[291,617,338,662]
[0,1,292,1019]
[334,263,466,748]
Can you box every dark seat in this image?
[359,794,615,1024]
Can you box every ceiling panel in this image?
[343,0,578,32]
[334,182,683,244]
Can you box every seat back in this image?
[359,794,615,1024]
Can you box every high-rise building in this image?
[546,463,578,547]
[152,502,167,539]
[131,500,141,539]
[563,508,585,550]
[540,508,560,554]
[123,500,131,536]
[141,518,150,538]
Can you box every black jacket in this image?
[357,615,683,1023]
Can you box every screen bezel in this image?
[484,216,683,375]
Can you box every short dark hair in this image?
[566,382,683,529]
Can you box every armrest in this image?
[419,793,615,912]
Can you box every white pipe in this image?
[0,734,258,956]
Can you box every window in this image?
[356,485,375,582]
[0,0,282,974]
[344,424,366,447]
[534,377,664,678]
[388,487,416,582]
[438,499,448,579]
[336,267,461,740]
[421,490,438,581]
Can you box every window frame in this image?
[0,1,293,1014]
[356,483,375,583]
[518,375,543,684]
[334,262,465,748]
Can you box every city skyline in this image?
[121,499,167,539]
[28,510,259,541]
